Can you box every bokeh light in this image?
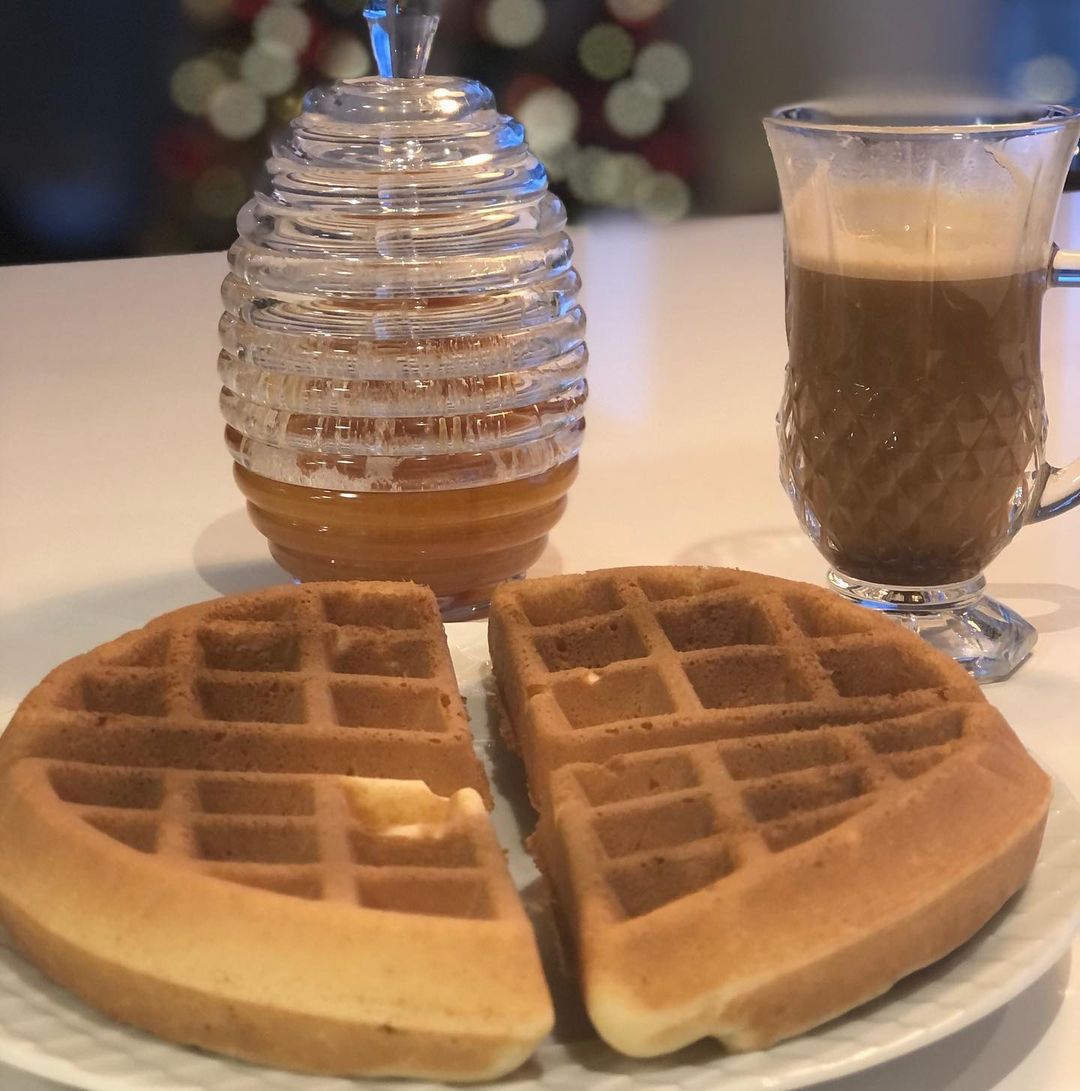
[637,170,691,222]
[608,153,653,207]
[518,86,580,157]
[587,153,625,205]
[160,0,695,253]
[208,81,268,140]
[578,23,635,81]
[605,0,670,24]
[542,141,578,184]
[170,57,228,117]
[319,33,372,78]
[604,78,664,138]
[193,164,248,219]
[253,3,313,55]
[154,124,219,185]
[1009,53,1078,103]
[595,152,652,207]
[274,91,306,122]
[483,0,547,49]
[206,48,241,79]
[567,146,613,203]
[634,41,692,100]
[240,42,299,96]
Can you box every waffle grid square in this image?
[558,703,969,920]
[515,575,960,742]
[497,571,979,921]
[18,584,495,919]
[45,763,497,918]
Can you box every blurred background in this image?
[2,0,1079,265]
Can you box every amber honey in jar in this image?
[218,0,586,618]
[231,459,578,614]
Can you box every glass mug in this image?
[764,100,1080,681]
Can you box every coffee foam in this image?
[783,180,1050,280]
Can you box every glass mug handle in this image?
[1035,246,1080,520]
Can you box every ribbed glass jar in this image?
[219,74,586,618]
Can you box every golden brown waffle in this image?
[489,566,1050,1056]
[0,582,552,1080]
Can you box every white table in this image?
[2,200,1079,1091]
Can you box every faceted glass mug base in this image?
[827,571,1037,683]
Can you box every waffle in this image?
[488,566,1050,1056]
[0,582,553,1081]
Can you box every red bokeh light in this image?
[154,124,225,184]
[231,0,268,23]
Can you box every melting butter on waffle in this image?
[489,566,1050,1057]
[0,582,552,1081]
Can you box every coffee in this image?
[765,103,1080,676]
[780,262,1046,586]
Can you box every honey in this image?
[219,0,586,618]
[235,459,578,618]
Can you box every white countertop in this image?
[1,200,1079,1091]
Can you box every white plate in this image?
[0,621,1077,1091]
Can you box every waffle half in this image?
[488,566,1050,1056]
[0,582,553,1081]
